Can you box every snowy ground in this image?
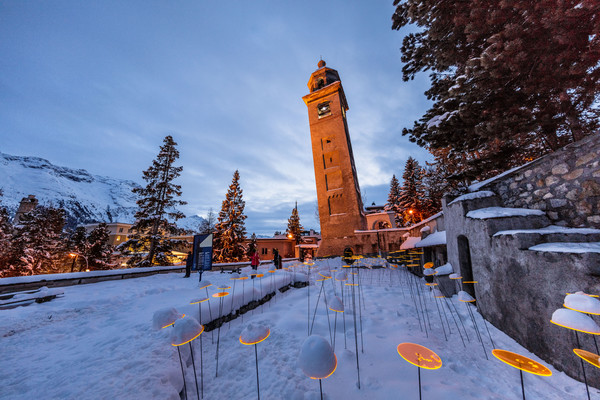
[0,258,594,399]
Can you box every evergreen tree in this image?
[213,170,247,262]
[384,175,404,226]
[66,226,89,272]
[87,223,113,270]
[286,202,303,245]
[199,208,216,234]
[10,206,66,276]
[121,135,186,267]
[247,233,258,256]
[398,157,425,225]
[392,0,600,181]
[0,192,14,276]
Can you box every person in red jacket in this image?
[250,251,260,277]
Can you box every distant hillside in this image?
[0,152,203,231]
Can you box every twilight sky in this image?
[0,1,432,236]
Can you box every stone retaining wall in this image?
[478,132,600,228]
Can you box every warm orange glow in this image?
[239,329,271,345]
[238,277,249,280]
[172,325,205,347]
[573,349,600,368]
[69,253,77,257]
[423,262,434,269]
[190,298,209,305]
[463,281,478,284]
[567,292,599,298]
[218,285,231,289]
[309,354,338,380]
[212,292,230,298]
[492,349,552,376]
[409,210,414,214]
[550,319,600,335]
[458,298,476,303]
[425,283,438,286]
[345,283,358,286]
[406,264,420,267]
[449,275,463,280]
[199,283,212,289]
[563,303,600,315]
[256,274,264,278]
[397,343,442,370]
[161,314,185,329]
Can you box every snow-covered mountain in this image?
[0,152,203,231]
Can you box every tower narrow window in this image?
[317,101,331,118]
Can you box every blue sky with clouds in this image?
[0,1,432,236]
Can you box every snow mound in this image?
[529,242,600,254]
[239,323,270,345]
[458,291,475,302]
[449,191,496,205]
[467,207,545,219]
[329,296,344,312]
[449,273,462,280]
[415,231,446,248]
[152,307,183,330]
[551,308,600,334]
[564,294,600,315]
[171,317,203,346]
[434,263,454,276]
[298,335,337,379]
[423,269,436,276]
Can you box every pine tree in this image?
[286,202,303,245]
[384,175,404,226]
[392,0,600,181]
[10,206,66,276]
[398,157,425,225]
[121,135,186,267]
[247,233,258,256]
[0,191,14,276]
[87,223,113,270]
[213,170,247,262]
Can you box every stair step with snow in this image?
[447,190,502,213]
[492,226,600,250]
[466,206,550,235]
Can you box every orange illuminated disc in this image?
[406,264,419,267]
[218,285,231,289]
[492,349,552,376]
[212,292,229,298]
[240,326,270,345]
[255,273,264,278]
[199,283,212,289]
[463,281,478,284]
[574,349,600,368]
[190,297,209,304]
[397,343,442,369]
[423,262,434,269]
[345,283,359,286]
[425,283,438,286]
[268,270,276,273]
[238,276,249,280]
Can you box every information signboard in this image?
[192,234,213,272]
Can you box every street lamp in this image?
[408,209,414,225]
[69,252,89,272]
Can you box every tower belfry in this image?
[303,60,366,256]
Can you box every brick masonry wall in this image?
[479,132,600,228]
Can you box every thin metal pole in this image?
[189,342,200,400]
[418,366,422,400]
[351,270,361,389]
[575,331,591,400]
[255,344,261,400]
[319,378,323,400]
[177,346,188,400]
[205,287,214,344]
[200,333,204,399]
[519,369,525,400]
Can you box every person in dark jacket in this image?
[184,251,193,278]
[273,249,282,269]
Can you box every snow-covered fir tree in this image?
[213,170,247,262]
[68,223,113,271]
[286,202,303,245]
[87,223,113,269]
[384,174,404,226]
[0,192,14,275]
[121,135,186,267]
[398,157,425,225]
[9,206,66,276]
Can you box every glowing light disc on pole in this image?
[492,349,552,376]
[396,343,442,369]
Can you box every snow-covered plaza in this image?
[0,258,594,399]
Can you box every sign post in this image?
[193,234,213,282]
